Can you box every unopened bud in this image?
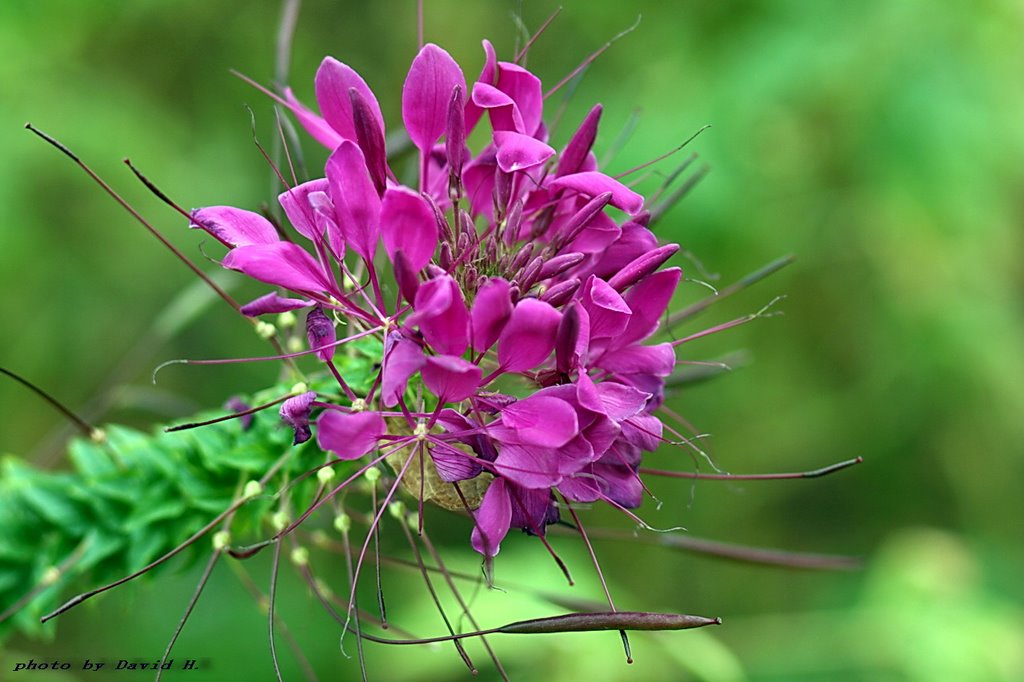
[334,513,352,534]
[388,501,407,520]
[317,466,336,485]
[607,244,680,292]
[212,531,231,551]
[542,278,581,308]
[364,466,381,483]
[255,321,276,339]
[538,252,585,281]
[290,546,309,567]
[277,311,297,329]
[243,480,263,498]
[272,511,289,532]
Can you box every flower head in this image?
[191,39,683,561]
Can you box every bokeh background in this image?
[2,1,1022,680]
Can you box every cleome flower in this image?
[189,40,683,566]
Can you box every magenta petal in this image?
[596,381,651,421]
[548,172,644,215]
[496,61,544,135]
[557,104,602,177]
[471,82,525,133]
[240,292,311,317]
[493,443,561,489]
[380,187,438,271]
[464,39,498,133]
[422,355,482,403]
[492,131,555,173]
[622,414,663,452]
[381,333,426,408]
[190,206,278,248]
[326,141,381,261]
[280,391,317,444]
[580,276,632,340]
[497,298,561,372]
[402,44,466,153]
[410,275,470,356]
[222,242,332,294]
[471,478,511,558]
[598,342,676,377]
[501,395,578,448]
[471,277,513,352]
[619,267,682,346]
[278,179,331,242]
[314,57,384,143]
[317,410,385,460]
[283,87,345,150]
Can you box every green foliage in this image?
[0,381,343,642]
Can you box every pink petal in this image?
[471,478,511,557]
[422,355,482,403]
[222,242,332,294]
[316,410,385,460]
[326,141,381,261]
[190,206,278,248]
[493,443,561,489]
[598,343,676,377]
[493,131,555,173]
[278,179,331,242]
[240,292,311,317]
[548,172,644,215]
[314,57,384,143]
[471,277,513,352]
[402,44,466,153]
[381,333,426,408]
[380,186,438,271]
[410,275,470,356]
[500,395,578,448]
[497,298,561,372]
[557,104,602,177]
[619,267,682,346]
[283,87,344,150]
[496,62,544,135]
[464,39,498,134]
[580,276,632,340]
[471,82,525,133]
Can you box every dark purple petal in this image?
[326,141,381,262]
[222,242,333,294]
[580,276,632,340]
[493,131,555,173]
[306,306,337,361]
[317,410,385,460]
[555,303,581,374]
[429,441,482,482]
[410,275,470,356]
[471,477,512,557]
[240,292,311,317]
[225,396,254,431]
[402,44,467,153]
[500,395,578,448]
[622,414,663,452]
[541,278,581,307]
[381,332,426,408]
[315,57,384,143]
[422,355,483,403]
[392,250,421,305]
[497,298,561,372]
[508,485,560,532]
[280,391,317,444]
[283,87,345,149]
[548,172,644,215]
[471,277,513,352]
[190,206,278,248]
[539,252,585,281]
[380,187,438,271]
[557,104,602,177]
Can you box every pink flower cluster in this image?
[190,41,681,559]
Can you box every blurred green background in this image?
[2,0,1022,680]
